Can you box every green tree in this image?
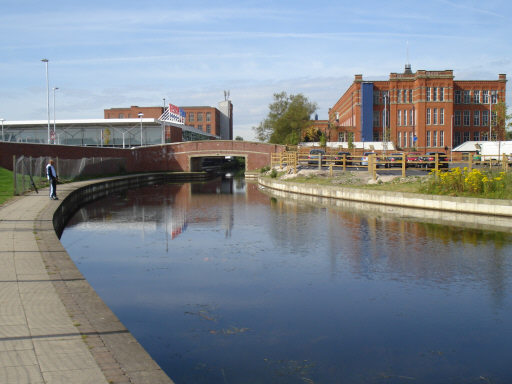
[235,136,244,141]
[494,101,512,141]
[253,92,317,145]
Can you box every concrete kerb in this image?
[258,177,512,232]
[0,173,212,384]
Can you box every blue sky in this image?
[1,0,511,140]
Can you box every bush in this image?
[270,169,278,178]
[423,167,512,199]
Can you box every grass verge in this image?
[0,167,14,206]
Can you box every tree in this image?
[253,92,317,145]
[235,136,244,141]
[493,101,512,141]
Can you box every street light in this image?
[41,59,50,144]
[0,118,5,141]
[53,87,59,144]
[138,113,144,146]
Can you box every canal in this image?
[60,177,512,384]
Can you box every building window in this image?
[473,90,480,104]
[463,131,470,143]
[410,132,414,147]
[409,89,413,103]
[373,91,380,104]
[119,113,124,118]
[433,131,438,147]
[483,90,489,104]
[426,87,431,102]
[206,124,211,133]
[491,90,498,104]
[482,110,489,126]
[189,112,195,122]
[440,108,444,125]
[455,90,461,104]
[206,112,211,122]
[473,111,480,126]
[439,88,444,101]
[433,87,438,101]
[397,89,401,104]
[373,111,380,127]
[402,132,407,147]
[426,108,431,125]
[403,90,407,103]
[464,90,470,104]
[463,110,470,126]
[482,131,488,141]
[492,110,497,125]
[433,108,438,125]
[197,113,203,122]
[427,131,431,147]
[474,131,480,141]
[454,131,461,146]
[404,110,408,126]
[397,110,402,126]
[198,125,203,131]
[440,131,444,147]
[455,110,462,126]
[398,132,401,147]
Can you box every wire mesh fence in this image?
[12,156,127,195]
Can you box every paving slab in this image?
[0,177,175,384]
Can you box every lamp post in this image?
[52,87,59,144]
[41,59,50,144]
[138,113,144,146]
[489,91,492,141]
[0,118,5,141]
[450,114,454,162]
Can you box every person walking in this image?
[46,159,58,200]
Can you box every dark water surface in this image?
[60,177,512,384]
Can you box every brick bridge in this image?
[0,141,286,173]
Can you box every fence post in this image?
[402,154,406,178]
[329,163,333,177]
[13,156,17,195]
[343,155,346,172]
[434,153,439,172]
[318,154,322,170]
[502,154,507,171]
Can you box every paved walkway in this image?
[0,181,173,384]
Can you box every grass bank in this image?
[264,167,512,200]
[0,167,14,206]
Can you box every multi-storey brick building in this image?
[329,66,506,151]
[104,100,233,141]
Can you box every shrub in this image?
[424,167,511,198]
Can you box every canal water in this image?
[60,177,512,384]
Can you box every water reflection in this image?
[61,177,512,384]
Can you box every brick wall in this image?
[1,141,285,173]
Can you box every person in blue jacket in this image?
[46,159,58,200]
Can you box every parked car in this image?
[419,152,449,168]
[385,153,404,168]
[334,151,352,165]
[361,152,376,166]
[406,152,422,168]
[307,149,326,165]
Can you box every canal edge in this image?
[258,177,512,219]
[32,173,209,384]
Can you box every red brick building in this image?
[104,100,233,141]
[329,66,507,151]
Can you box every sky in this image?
[1,0,511,141]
